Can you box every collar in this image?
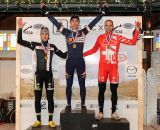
[41,41,48,47]
[105,32,113,35]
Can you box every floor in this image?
[144,125,160,130]
[0,123,15,130]
[0,124,160,130]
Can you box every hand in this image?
[40,0,45,9]
[40,0,48,15]
[100,3,108,14]
[17,18,26,29]
[135,21,141,31]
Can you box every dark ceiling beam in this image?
[0,3,145,13]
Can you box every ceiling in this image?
[0,0,159,13]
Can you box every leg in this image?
[110,83,118,114]
[98,82,106,114]
[98,63,108,113]
[109,64,120,120]
[96,63,108,120]
[45,72,56,128]
[76,58,86,106]
[65,58,75,111]
[45,72,54,122]
[33,72,43,127]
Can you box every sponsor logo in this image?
[88,104,98,108]
[75,101,81,110]
[23,24,45,35]
[33,24,44,30]
[122,23,134,29]
[67,36,73,44]
[21,68,32,74]
[125,104,137,109]
[118,54,127,62]
[127,66,137,74]
[20,103,32,108]
[114,29,122,34]
[41,102,47,109]
[52,68,58,73]
[54,103,66,108]
[23,25,33,34]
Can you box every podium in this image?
[26,125,61,130]
[97,118,130,130]
[60,110,96,130]
[26,111,130,130]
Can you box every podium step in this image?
[60,109,96,130]
[26,125,61,130]
[97,118,130,130]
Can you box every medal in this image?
[71,31,78,49]
[107,45,110,49]
[44,54,48,60]
[72,43,76,48]
[41,42,50,61]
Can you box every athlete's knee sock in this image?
[110,83,118,114]
[34,90,42,121]
[46,90,54,121]
[66,75,73,106]
[98,82,106,113]
[78,74,86,106]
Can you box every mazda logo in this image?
[127,66,137,74]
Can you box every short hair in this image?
[105,19,113,25]
[70,14,80,22]
[40,26,49,35]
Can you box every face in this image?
[41,32,49,42]
[104,20,114,33]
[70,18,80,30]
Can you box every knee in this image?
[98,82,106,93]
[78,72,86,79]
[110,83,118,93]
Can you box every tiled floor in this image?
[0,123,15,130]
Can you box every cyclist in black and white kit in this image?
[17,18,67,128]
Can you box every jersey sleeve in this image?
[83,36,100,57]
[17,29,36,50]
[118,30,140,45]
[52,44,67,59]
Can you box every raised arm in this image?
[17,18,36,50]
[52,44,67,59]
[40,2,68,35]
[83,37,100,57]
[119,21,141,45]
[82,6,107,35]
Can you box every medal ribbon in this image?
[72,31,79,43]
[41,42,49,56]
[105,33,113,43]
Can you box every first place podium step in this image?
[60,109,96,130]
[26,125,61,130]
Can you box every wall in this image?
[0,51,16,98]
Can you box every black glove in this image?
[100,5,108,15]
[40,2,48,16]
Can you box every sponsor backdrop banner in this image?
[18,16,141,130]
